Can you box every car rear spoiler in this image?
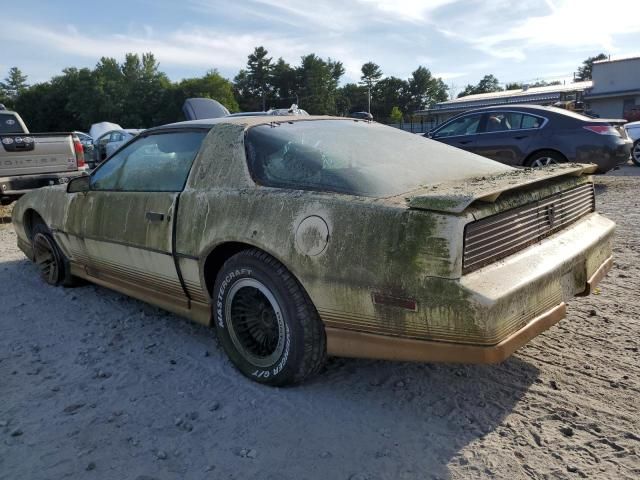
[589,118,628,125]
[182,98,230,120]
[406,163,597,214]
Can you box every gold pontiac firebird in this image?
[11,116,614,385]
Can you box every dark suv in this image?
[426,105,632,172]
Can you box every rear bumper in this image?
[327,255,613,363]
[0,170,86,198]
[577,138,632,172]
[327,303,567,363]
[326,213,615,362]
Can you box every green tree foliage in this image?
[372,76,410,119]
[576,53,608,81]
[270,58,298,108]
[389,106,403,123]
[505,82,523,90]
[359,61,383,113]
[176,71,238,112]
[360,62,383,89]
[530,80,562,87]
[12,54,236,132]
[457,74,503,98]
[234,46,274,111]
[408,67,448,111]
[296,54,344,114]
[0,67,28,99]
[336,83,367,116]
[7,47,457,131]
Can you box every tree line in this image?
[0,48,607,133]
[0,47,448,132]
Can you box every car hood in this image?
[399,163,597,214]
[89,122,122,140]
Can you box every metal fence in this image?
[383,117,438,134]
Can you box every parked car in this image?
[93,129,143,166]
[349,111,373,120]
[0,107,87,205]
[12,116,614,385]
[426,105,632,173]
[624,121,640,166]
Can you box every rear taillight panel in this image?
[583,125,621,137]
[72,136,86,168]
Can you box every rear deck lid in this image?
[404,163,597,214]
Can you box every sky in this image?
[2,0,640,97]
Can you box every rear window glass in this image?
[0,113,24,134]
[245,119,508,197]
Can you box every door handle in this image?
[458,140,472,145]
[146,212,165,222]
[514,135,528,140]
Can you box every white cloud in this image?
[433,71,467,80]
[359,0,458,22]
[2,0,640,89]
[437,0,640,60]
[0,23,310,74]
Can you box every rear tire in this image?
[526,150,567,168]
[31,223,78,287]
[212,249,326,386]
[632,140,640,167]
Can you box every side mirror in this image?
[426,131,434,138]
[67,175,90,193]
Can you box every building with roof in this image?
[413,55,640,128]
[583,56,640,119]
[414,81,592,127]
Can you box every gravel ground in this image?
[1,166,639,480]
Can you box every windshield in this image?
[245,120,510,197]
[0,113,24,134]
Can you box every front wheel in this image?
[526,150,567,168]
[31,223,79,287]
[212,249,326,386]
[32,223,66,286]
[632,140,640,167]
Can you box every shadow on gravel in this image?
[2,257,539,480]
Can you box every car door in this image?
[96,132,111,163]
[105,131,125,158]
[430,113,483,152]
[66,129,208,314]
[473,111,544,165]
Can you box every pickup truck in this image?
[0,107,87,205]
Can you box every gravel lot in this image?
[1,166,639,480]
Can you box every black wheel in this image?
[213,249,326,386]
[31,223,78,287]
[526,150,567,168]
[632,140,640,167]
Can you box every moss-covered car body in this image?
[12,116,614,367]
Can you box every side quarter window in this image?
[90,131,207,192]
[521,114,543,129]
